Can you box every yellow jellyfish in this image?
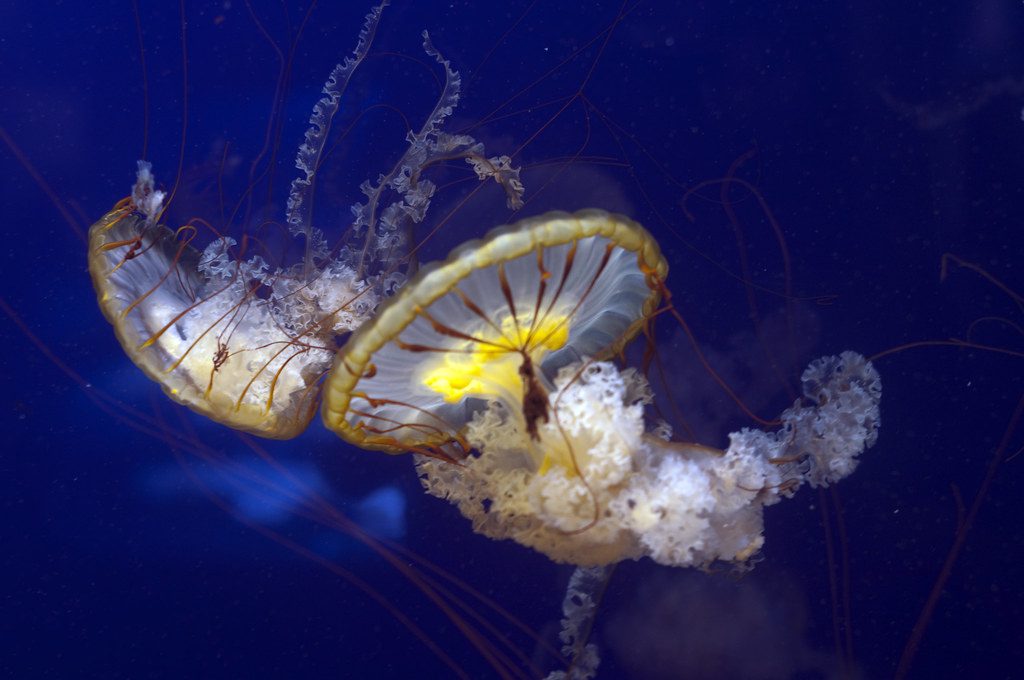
[323,210,882,567]
[321,209,668,453]
[87,1,523,439]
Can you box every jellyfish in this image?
[87,1,524,439]
[8,1,1022,677]
[323,210,883,567]
[321,209,667,451]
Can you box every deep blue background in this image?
[2,1,1022,678]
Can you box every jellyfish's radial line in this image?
[496,262,521,343]
[451,286,507,340]
[160,278,262,368]
[104,237,147,276]
[394,339,506,356]
[393,339,453,355]
[349,391,465,443]
[120,224,202,323]
[523,246,551,344]
[346,406,467,464]
[231,338,312,414]
[98,234,141,255]
[530,240,614,354]
[419,308,517,352]
[349,411,445,438]
[252,345,313,417]
[162,303,239,374]
[533,239,578,340]
[109,220,181,291]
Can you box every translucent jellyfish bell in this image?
[88,192,349,438]
[321,209,669,453]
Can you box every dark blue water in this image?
[3,2,1022,678]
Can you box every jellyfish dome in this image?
[88,167,376,439]
[321,209,668,451]
[324,209,882,567]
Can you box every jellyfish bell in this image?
[87,157,394,438]
[320,208,668,453]
[87,186,340,439]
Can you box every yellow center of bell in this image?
[422,314,569,402]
